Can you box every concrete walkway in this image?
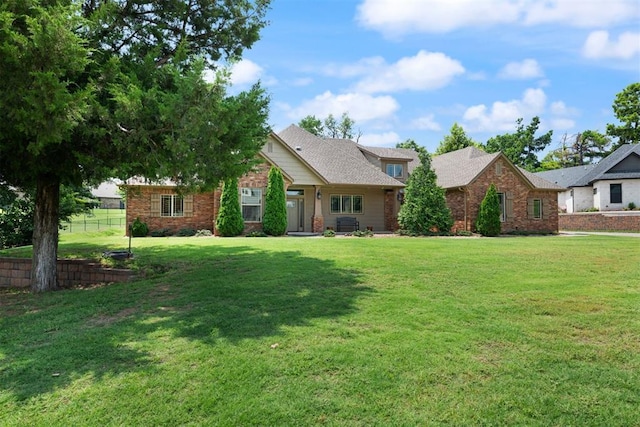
[560,231,640,238]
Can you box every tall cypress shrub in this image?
[398,151,453,234]
[216,177,244,236]
[476,183,501,236]
[262,167,287,236]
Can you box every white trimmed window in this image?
[386,163,403,178]
[161,195,184,217]
[241,188,262,222]
[497,192,506,222]
[330,195,363,214]
[527,198,545,220]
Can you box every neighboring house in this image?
[125,125,563,235]
[92,180,124,209]
[536,144,640,213]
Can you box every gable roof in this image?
[277,125,404,187]
[431,147,502,188]
[535,144,640,187]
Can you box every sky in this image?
[224,0,640,153]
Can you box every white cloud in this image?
[359,132,401,147]
[354,51,465,93]
[550,101,578,116]
[287,91,399,123]
[549,118,576,131]
[357,0,640,35]
[229,59,264,86]
[292,77,314,87]
[462,88,547,132]
[411,114,442,131]
[582,31,640,59]
[498,59,544,79]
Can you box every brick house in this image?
[125,125,563,235]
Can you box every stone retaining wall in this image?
[0,257,136,289]
[559,211,640,232]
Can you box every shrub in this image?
[195,229,213,237]
[130,217,149,237]
[245,230,268,237]
[476,184,501,236]
[323,229,336,237]
[262,167,287,236]
[351,229,374,237]
[215,178,244,236]
[0,196,34,249]
[628,202,637,210]
[398,151,453,234]
[150,228,172,237]
[176,228,197,237]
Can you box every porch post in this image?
[312,185,324,233]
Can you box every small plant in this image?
[130,217,149,237]
[581,207,599,212]
[628,202,637,210]
[323,229,335,237]
[150,228,172,237]
[176,228,197,237]
[454,230,473,237]
[195,229,212,237]
[352,229,374,237]
[246,230,268,237]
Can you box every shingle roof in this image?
[277,125,404,187]
[430,147,501,188]
[534,144,640,187]
[358,146,414,161]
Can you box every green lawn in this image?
[60,209,126,234]
[1,233,639,426]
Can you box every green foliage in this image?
[262,167,287,236]
[350,229,374,237]
[541,131,611,170]
[150,228,172,237]
[176,228,197,237]
[245,230,268,237]
[130,218,149,237]
[485,117,552,171]
[298,115,324,136]
[607,82,640,147]
[323,229,336,237]
[398,152,453,234]
[627,202,636,210]
[0,193,34,249]
[195,229,213,237]
[298,112,360,140]
[435,123,478,155]
[476,184,502,236]
[395,139,427,155]
[216,178,244,237]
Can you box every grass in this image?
[60,209,126,234]
[1,233,639,425]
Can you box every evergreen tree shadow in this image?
[0,244,370,400]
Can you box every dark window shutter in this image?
[527,198,534,219]
[543,198,551,220]
[184,195,194,217]
[506,191,514,220]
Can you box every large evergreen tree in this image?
[607,82,640,148]
[216,178,244,237]
[476,184,501,236]
[262,167,287,236]
[485,117,552,171]
[0,0,272,291]
[398,152,453,234]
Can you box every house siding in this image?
[320,186,388,231]
[446,158,559,233]
[262,137,323,186]
[593,179,640,211]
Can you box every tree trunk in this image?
[31,175,60,292]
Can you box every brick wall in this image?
[126,186,215,235]
[559,212,640,231]
[0,257,136,289]
[445,158,559,233]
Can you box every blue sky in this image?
[226,0,640,153]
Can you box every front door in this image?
[286,198,304,232]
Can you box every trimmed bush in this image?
[130,217,149,237]
[476,184,501,236]
[262,167,287,236]
[215,178,244,236]
[176,228,197,237]
[150,228,172,237]
[398,151,453,234]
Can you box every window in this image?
[286,189,304,196]
[386,163,403,178]
[161,195,184,217]
[497,192,506,222]
[241,188,262,221]
[610,184,622,203]
[330,194,363,214]
[532,199,542,219]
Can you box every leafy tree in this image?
[298,112,361,141]
[435,123,478,155]
[396,139,427,155]
[0,0,271,292]
[607,82,640,148]
[216,178,244,237]
[398,152,453,234]
[540,130,611,170]
[485,117,552,171]
[262,167,287,236]
[476,184,501,236]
